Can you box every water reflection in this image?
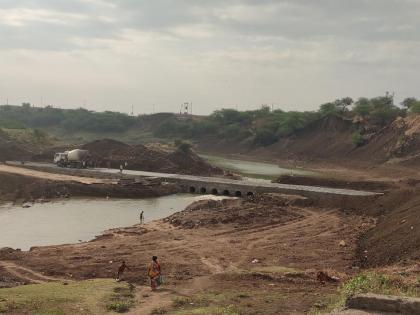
[0,194,228,251]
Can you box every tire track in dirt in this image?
[0,261,68,284]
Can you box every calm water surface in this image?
[200,154,314,180]
[0,194,227,250]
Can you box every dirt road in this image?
[0,164,111,184]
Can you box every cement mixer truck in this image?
[54,149,91,168]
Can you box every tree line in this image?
[1,94,420,147]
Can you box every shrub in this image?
[175,140,192,153]
[352,131,365,147]
[106,301,131,313]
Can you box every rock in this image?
[339,240,347,247]
[317,271,340,284]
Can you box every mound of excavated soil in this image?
[0,172,178,203]
[165,194,303,228]
[357,188,420,267]
[0,130,30,162]
[81,139,222,176]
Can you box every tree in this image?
[319,102,339,116]
[353,98,371,117]
[409,101,420,113]
[401,97,417,109]
[254,128,278,146]
[335,97,353,112]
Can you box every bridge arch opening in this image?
[200,187,207,194]
[211,188,218,195]
[189,186,196,193]
[222,190,230,196]
[235,191,242,197]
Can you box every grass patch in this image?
[0,279,135,314]
[311,271,420,314]
[171,288,285,315]
[172,304,245,315]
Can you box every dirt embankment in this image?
[0,194,374,314]
[357,187,420,267]
[165,194,304,229]
[0,171,178,203]
[33,139,223,176]
[198,114,420,171]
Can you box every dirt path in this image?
[0,261,68,284]
[129,255,224,314]
[0,164,108,184]
[0,194,374,314]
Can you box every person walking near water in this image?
[139,210,144,223]
[148,256,161,290]
[116,260,131,281]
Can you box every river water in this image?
[0,155,310,250]
[200,154,313,180]
[0,194,227,251]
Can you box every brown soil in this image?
[0,166,178,203]
[197,114,420,173]
[33,139,223,176]
[357,187,420,267]
[0,193,375,314]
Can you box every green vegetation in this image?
[175,139,193,153]
[351,131,365,147]
[312,271,420,314]
[0,279,135,314]
[0,105,136,133]
[0,93,417,148]
[171,292,248,315]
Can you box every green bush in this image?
[352,131,365,147]
[254,128,278,146]
[175,140,192,153]
[106,301,131,313]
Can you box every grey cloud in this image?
[1,0,419,51]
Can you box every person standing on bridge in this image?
[139,210,144,223]
[148,256,162,290]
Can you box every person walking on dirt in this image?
[148,256,162,290]
[139,210,144,223]
[116,260,131,281]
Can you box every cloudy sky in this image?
[0,0,419,114]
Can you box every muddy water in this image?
[200,154,314,180]
[0,194,228,251]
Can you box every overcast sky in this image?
[0,0,419,114]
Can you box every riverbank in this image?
[0,194,375,314]
[1,157,420,314]
[0,165,179,204]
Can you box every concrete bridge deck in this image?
[6,162,382,201]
